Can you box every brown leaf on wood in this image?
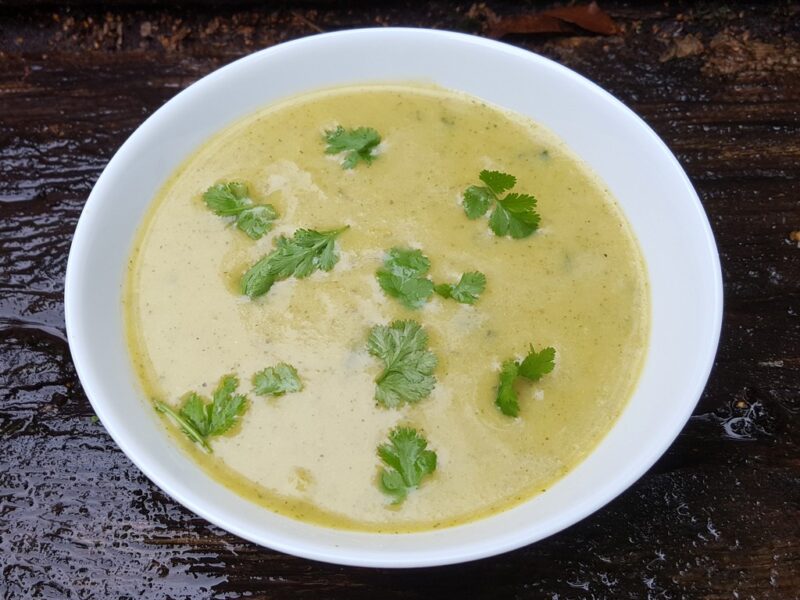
[485,2,618,39]
[543,2,618,34]
[659,34,705,62]
[486,14,572,37]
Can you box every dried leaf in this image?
[486,14,571,38]
[659,33,705,62]
[485,2,618,39]
[543,2,618,35]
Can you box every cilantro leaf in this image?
[489,193,540,239]
[202,182,278,240]
[463,186,493,219]
[324,126,381,169]
[495,360,521,417]
[377,426,437,504]
[253,363,303,397]
[207,375,248,435]
[367,320,437,408]
[518,346,556,381]
[432,283,449,299]
[154,375,248,452]
[376,247,435,309]
[479,170,516,195]
[378,249,485,308]
[203,181,250,215]
[154,399,211,452]
[380,469,407,503]
[236,205,278,240]
[433,271,486,304]
[461,171,540,239]
[241,226,348,298]
[494,345,556,417]
[180,392,212,436]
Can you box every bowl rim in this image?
[65,27,723,568]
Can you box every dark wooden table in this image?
[2,1,798,597]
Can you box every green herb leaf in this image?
[378,249,485,308]
[462,171,540,239]
[518,345,556,381]
[462,185,493,219]
[253,363,303,397]
[241,226,348,298]
[207,375,248,435]
[494,345,556,417]
[368,320,437,408]
[324,126,381,169]
[154,399,211,452]
[154,375,248,452]
[434,271,486,304]
[432,283,450,299]
[202,182,278,240]
[236,205,278,240]
[203,182,251,216]
[376,247,435,309]
[489,193,540,239]
[180,392,212,436]
[378,426,437,504]
[479,170,516,196]
[494,360,521,417]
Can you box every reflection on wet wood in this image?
[1,2,798,598]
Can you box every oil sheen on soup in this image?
[125,84,649,532]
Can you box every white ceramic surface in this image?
[64,28,723,568]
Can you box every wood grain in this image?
[1,2,798,598]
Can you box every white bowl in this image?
[65,28,722,567]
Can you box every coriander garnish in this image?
[202,181,278,240]
[376,247,486,308]
[462,170,540,239]
[433,271,486,305]
[378,426,437,504]
[367,320,437,408]
[495,345,556,417]
[324,125,381,169]
[376,247,435,309]
[154,375,248,452]
[253,363,303,397]
[241,226,349,298]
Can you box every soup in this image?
[124,84,648,532]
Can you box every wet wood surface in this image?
[1,1,798,598]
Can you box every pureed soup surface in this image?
[125,84,649,532]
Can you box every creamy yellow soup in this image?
[125,84,648,532]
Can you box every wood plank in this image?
[1,2,798,597]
